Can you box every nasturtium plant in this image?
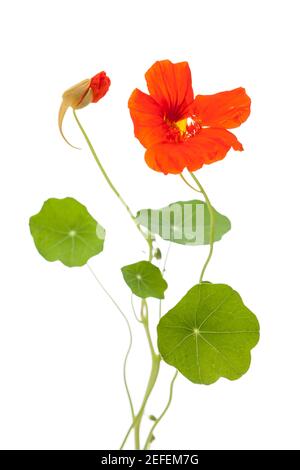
[29,59,259,450]
[136,200,231,246]
[121,260,168,299]
[29,197,105,267]
[157,283,259,384]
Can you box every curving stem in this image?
[134,300,161,449]
[72,109,175,450]
[188,172,215,283]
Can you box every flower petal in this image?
[145,60,194,121]
[90,71,111,102]
[128,88,169,148]
[185,128,243,171]
[145,142,188,174]
[192,87,251,129]
[144,128,243,174]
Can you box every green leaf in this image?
[136,200,231,246]
[157,283,259,385]
[121,261,168,299]
[29,197,105,267]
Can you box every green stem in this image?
[143,370,178,450]
[148,235,154,262]
[134,300,161,449]
[120,422,134,450]
[188,172,215,283]
[159,242,171,319]
[73,109,149,245]
[180,173,201,193]
[131,294,142,323]
[87,264,135,422]
[73,110,160,450]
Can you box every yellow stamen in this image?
[176,118,187,135]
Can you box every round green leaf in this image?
[136,200,231,246]
[121,261,168,299]
[29,197,105,267]
[157,283,259,385]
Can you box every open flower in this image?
[128,60,251,174]
[59,71,110,147]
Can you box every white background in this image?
[0,0,299,450]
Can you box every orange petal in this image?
[145,60,194,121]
[185,128,243,171]
[145,142,189,174]
[192,87,251,129]
[90,72,111,102]
[128,89,169,148]
[144,128,243,174]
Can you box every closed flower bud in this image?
[59,71,110,147]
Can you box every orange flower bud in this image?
[59,72,110,147]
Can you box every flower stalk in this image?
[72,110,173,450]
[188,172,215,283]
[132,300,161,449]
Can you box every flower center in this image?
[165,116,202,143]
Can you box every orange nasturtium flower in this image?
[59,71,110,146]
[128,60,251,174]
